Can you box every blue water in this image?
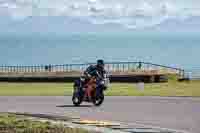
[0,32,199,69]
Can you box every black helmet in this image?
[97,59,104,67]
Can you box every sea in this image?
[0,31,200,71]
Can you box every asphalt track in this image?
[0,96,199,133]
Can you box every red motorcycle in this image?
[72,73,109,106]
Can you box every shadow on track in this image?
[56,105,92,108]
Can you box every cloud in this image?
[0,0,200,29]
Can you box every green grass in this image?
[106,81,200,97]
[0,80,200,97]
[0,113,91,133]
[0,83,73,96]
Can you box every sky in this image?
[0,0,200,34]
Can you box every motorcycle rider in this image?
[84,59,106,81]
[81,59,107,99]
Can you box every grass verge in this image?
[0,80,199,96]
[0,113,91,133]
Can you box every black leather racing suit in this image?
[84,65,106,80]
[83,65,107,91]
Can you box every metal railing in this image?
[0,62,184,77]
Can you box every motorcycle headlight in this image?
[80,77,85,81]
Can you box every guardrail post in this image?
[70,64,72,71]
[40,65,42,72]
[24,66,26,73]
[107,64,110,72]
[117,63,120,71]
[65,65,67,72]
[128,62,130,71]
[31,66,33,73]
[22,66,24,72]
[112,64,114,72]
[64,65,66,72]
[7,66,9,72]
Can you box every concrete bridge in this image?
[0,62,184,83]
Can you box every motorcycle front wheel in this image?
[92,92,104,106]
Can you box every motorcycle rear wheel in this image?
[72,85,83,106]
[72,93,83,106]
